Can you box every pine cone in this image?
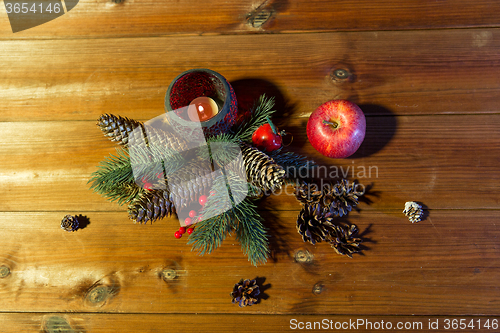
[329,224,362,258]
[61,215,79,232]
[403,201,423,223]
[295,179,362,217]
[97,114,142,147]
[230,279,260,307]
[295,181,323,204]
[240,144,285,192]
[165,159,217,210]
[296,203,336,245]
[97,114,189,153]
[128,190,175,223]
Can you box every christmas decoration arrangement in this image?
[403,201,423,223]
[89,69,366,266]
[230,278,261,307]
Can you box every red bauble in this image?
[252,122,282,152]
[307,100,366,158]
[199,195,207,206]
[187,228,194,235]
[184,218,192,226]
[174,231,182,239]
[179,227,186,234]
[188,210,197,218]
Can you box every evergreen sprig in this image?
[234,199,269,266]
[88,148,140,205]
[234,94,276,142]
[188,171,269,266]
[268,150,317,182]
[197,133,241,168]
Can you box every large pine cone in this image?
[97,114,142,147]
[330,224,362,258]
[230,279,260,307]
[128,190,175,223]
[97,113,189,153]
[163,159,217,210]
[296,203,336,245]
[240,144,285,193]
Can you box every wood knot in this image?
[329,67,356,85]
[0,265,10,278]
[161,268,177,281]
[294,249,313,264]
[42,316,75,333]
[84,280,119,307]
[312,282,324,295]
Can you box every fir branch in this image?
[88,148,138,204]
[128,135,185,183]
[197,133,241,168]
[234,199,269,266]
[187,172,269,265]
[268,150,317,182]
[234,94,276,142]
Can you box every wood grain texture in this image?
[0,115,498,212]
[1,313,499,332]
[0,313,499,333]
[0,0,499,328]
[0,210,498,315]
[1,29,500,122]
[1,0,500,39]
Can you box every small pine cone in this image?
[295,179,362,217]
[296,204,336,245]
[330,224,362,258]
[61,215,79,232]
[230,279,260,307]
[325,179,362,217]
[128,190,175,223]
[295,181,323,205]
[403,201,423,223]
[240,144,285,192]
[97,114,142,147]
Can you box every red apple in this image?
[307,100,366,158]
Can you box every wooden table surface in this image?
[1,1,499,332]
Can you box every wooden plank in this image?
[0,210,498,315]
[0,114,498,212]
[1,313,499,332]
[1,29,500,121]
[1,0,500,38]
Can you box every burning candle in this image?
[187,97,219,122]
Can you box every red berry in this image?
[189,210,197,218]
[174,231,182,239]
[184,218,192,226]
[143,182,153,191]
[199,195,207,206]
[179,227,186,234]
[187,228,194,235]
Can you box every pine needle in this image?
[234,94,276,142]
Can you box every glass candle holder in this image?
[165,68,238,138]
